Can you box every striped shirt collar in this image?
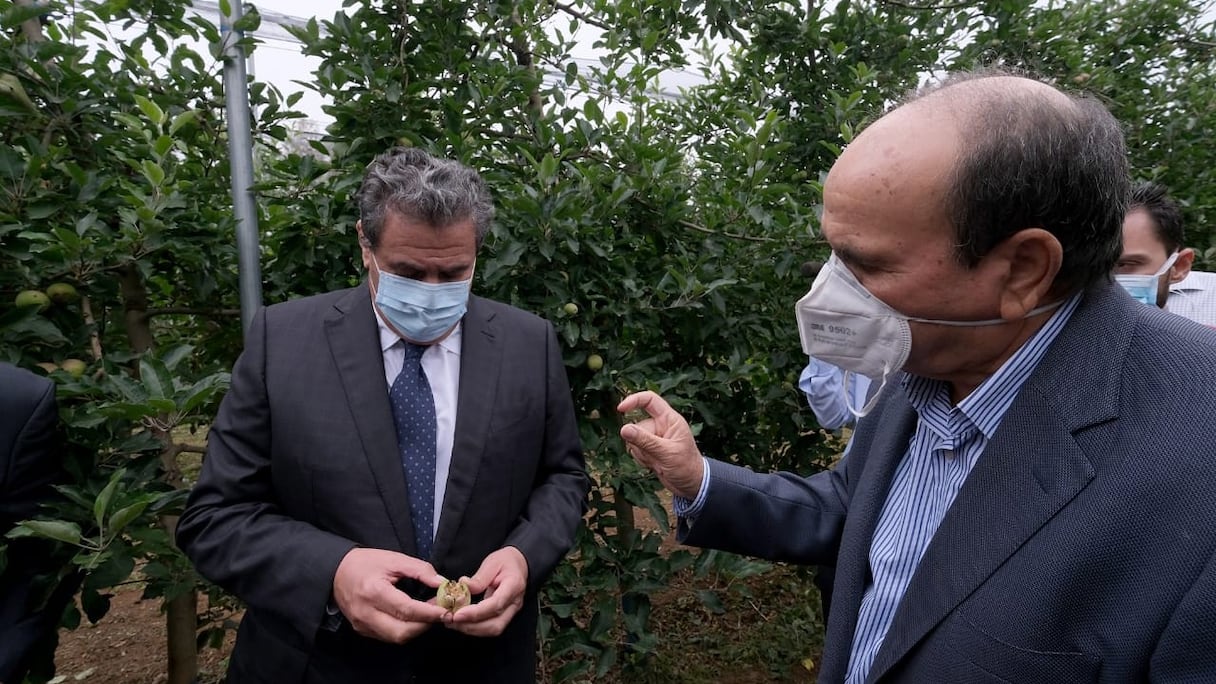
[902,293,1083,442]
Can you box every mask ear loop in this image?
[844,366,887,419]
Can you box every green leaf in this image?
[133,95,166,126]
[153,134,174,157]
[80,586,112,623]
[4,316,69,345]
[94,470,124,530]
[85,550,135,588]
[583,98,603,122]
[641,495,670,534]
[139,356,174,400]
[160,344,195,371]
[0,304,38,330]
[112,112,144,131]
[538,154,558,184]
[107,500,150,535]
[588,603,615,640]
[169,109,198,135]
[141,159,166,187]
[25,203,59,220]
[8,520,82,546]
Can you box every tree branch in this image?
[551,1,611,31]
[144,307,241,319]
[80,295,104,362]
[877,0,977,10]
[1174,37,1216,49]
[678,219,775,243]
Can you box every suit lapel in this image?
[324,287,419,555]
[431,296,501,562]
[863,284,1131,682]
[864,391,1096,681]
[819,392,919,682]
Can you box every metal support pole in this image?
[219,0,263,336]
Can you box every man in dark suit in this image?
[176,148,588,683]
[0,362,63,684]
[620,72,1216,681]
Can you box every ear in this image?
[991,228,1063,319]
[1169,247,1194,284]
[356,220,373,271]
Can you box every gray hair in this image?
[357,147,495,249]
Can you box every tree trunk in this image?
[161,516,199,684]
[118,264,157,354]
[123,265,199,684]
[14,0,43,44]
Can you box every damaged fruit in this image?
[437,578,471,613]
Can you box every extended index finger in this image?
[383,553,444,589]
[371,583,449,624]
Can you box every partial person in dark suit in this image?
[0,362,64,684]
[176,147,589,683]
[619,71,1216,682]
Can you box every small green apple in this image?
[563,302,579,316]
[15,289,50,311]
[586,354,604,372]
[60,358,87,378]
[46,282,79,305]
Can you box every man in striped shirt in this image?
[620,71,1216,682]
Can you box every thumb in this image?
[462,565,495,595]
[620,423,666,452]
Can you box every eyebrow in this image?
[832,243,886,269]
[386,259,473,278]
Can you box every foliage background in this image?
[1,0,1214,681]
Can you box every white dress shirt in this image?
[1167,270,1216,327]
[375,311,462,537]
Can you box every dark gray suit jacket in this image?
[683,282,1216,682]
[176,289,588,683]
[0,363,63,683]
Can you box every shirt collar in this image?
[374,301,463,356]
[903,292,1082,441]
[1170,270,1214,294]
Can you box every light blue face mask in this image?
[370,255,472,343]
[1114,251,1178,307]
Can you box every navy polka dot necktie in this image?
[389,342,436,560]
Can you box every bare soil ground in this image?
[54,589,235,684]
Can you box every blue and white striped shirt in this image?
[843,293,1081,683]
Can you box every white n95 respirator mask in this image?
[794,254,1061,417]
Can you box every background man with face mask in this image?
[1115,181,1216,326]
[177,147,588,683]
[619,71,1216,682]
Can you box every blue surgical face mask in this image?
[1114,251,1178,307]
[370,255,472,343]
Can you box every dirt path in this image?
[54,588,233,684]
